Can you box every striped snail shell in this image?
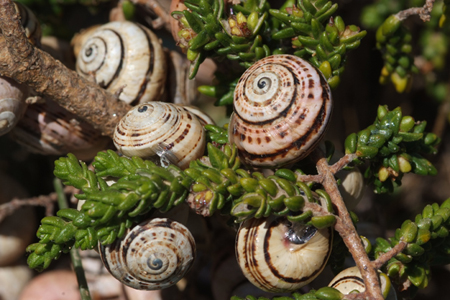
[13,2,42,47]
[113,102,206,169]
[99,218,196,290]
[76,21,167,105]
[10,98,109,160]
[236,216,333,293]
[329,266,394,299]
[229,55,332,168]
[0,76,29,136]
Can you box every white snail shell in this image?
[10,98,109,160]
[113,102,206,169]
[0,76,29,136]
[167,50,198,106]
[183,105,215,126]
[329,266,394,299]
[13,2,42,47]
[99,218,196,290]
[336,167,365,211]
[229,55,332,168]
[236,216,333,293]
[76,21,167,105]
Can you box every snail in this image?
[10,98,109,160]
[99,218,196,290]
[166,50,198,106]
[76,21,167,105]
[0,76,30,136]
[12,2,42,47]
[228,54,333,168]
[236,216,333,293]
[329,266,395,299]
[113,102,207,169]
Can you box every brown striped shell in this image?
[329,266,394,299]
[113,102,206,169]
[228,55,332,168]
[76,21,166,105]
[13,2,42,47]
[236,216,333,293]
[9,98,109,160]
[0,76,29,136]
[99,218,196,290]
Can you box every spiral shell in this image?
[99,218,196,290]
[329,266,394,299]
[10,98,109,160]
[236,216,333,293]
[14,2,42,47]
[113,102,206,169]
[0,76,29,136]
[229,55,332,168]
[76,21,166,105]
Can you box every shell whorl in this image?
[14,2,42,47]
[236,216,333,293]
[10,98,108,160]
[113,102,206,169]
[99,218,196,290]
[76,21,166,105]
[229,54,332,168]
[0,76,29,136]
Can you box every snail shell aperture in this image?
[113,102,206,169]
[236,216,333,293]
[99,218,196,290]
[76,21,166,105]
[229,54,332,168]
[0,76,29,136]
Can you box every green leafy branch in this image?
[344,105,440,194]
[231,287,345,300]
[371,198,450,297]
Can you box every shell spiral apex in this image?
[99,218,196,290]
[229,54,333,168]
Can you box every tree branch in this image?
[395,0,436,22]
[0,186,76,222]
[371,241,407,270]
[311,149,384,300]
[0,0,131,137]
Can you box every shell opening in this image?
[285,223,317,245]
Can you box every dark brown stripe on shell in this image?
[331,275,365,288]
[131,24,155,105]
[103,29,125,89]
[78,37,109,77]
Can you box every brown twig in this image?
[395,0,436,22]
[311,148,384,300]
[330,153,358,174]
[0,186,76,222]
[132,0,171,31]
[371,241,408,270]
[0,0,131,137]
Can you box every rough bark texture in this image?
[0,0,131,137]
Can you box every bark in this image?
[0,0,131,138]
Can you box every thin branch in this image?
[0,186,76,222]
[371,241,408,270]
[330,153,358,174]
[296,174,323,182]
[0,0,131,137]
[311,148,384,300]
[395,0,436,22]
[132,0,172,31]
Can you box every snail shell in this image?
[329,266,394,299]
[167,50,198,105]
[10,98,109,160]
[228,55,332,168]
[76,21,167,105]
[236,216,333,293]
[99,218,196,290]
[0,76,29,136]
[13,2,42,47]
[113,102,206,169]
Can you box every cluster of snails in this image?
[1,2,375,297]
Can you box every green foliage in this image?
[371,198,450,295]
[344,105,440,194]
[376,15,418,93]
[440,0,450,27]
[174,0,366,105]
[27,151,193,271]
